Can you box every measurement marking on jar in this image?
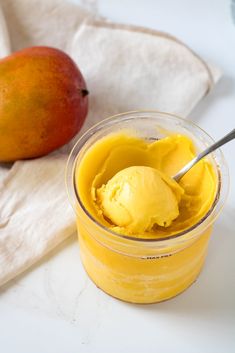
[143,254,173,260]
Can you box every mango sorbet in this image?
[71,122,221,304]
[76,133,216,239]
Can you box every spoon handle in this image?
[173,128,235,182]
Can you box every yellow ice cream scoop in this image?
[97,166,184,234]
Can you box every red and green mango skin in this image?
[0,46,88,161]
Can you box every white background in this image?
[1,0,235,352]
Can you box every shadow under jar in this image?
[66,111,229,304]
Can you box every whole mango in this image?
[0,46,88,161]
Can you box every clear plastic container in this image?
[66,111,229,304]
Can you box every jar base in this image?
[81,256,206,304]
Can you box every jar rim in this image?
[66,110,229,246]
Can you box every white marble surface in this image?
[1,0,235,352]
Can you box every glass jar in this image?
[66,111,229,304]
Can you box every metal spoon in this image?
[173,128,235,182]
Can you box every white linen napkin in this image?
[0,0,221,287]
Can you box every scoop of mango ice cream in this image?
[97,166,184,234]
